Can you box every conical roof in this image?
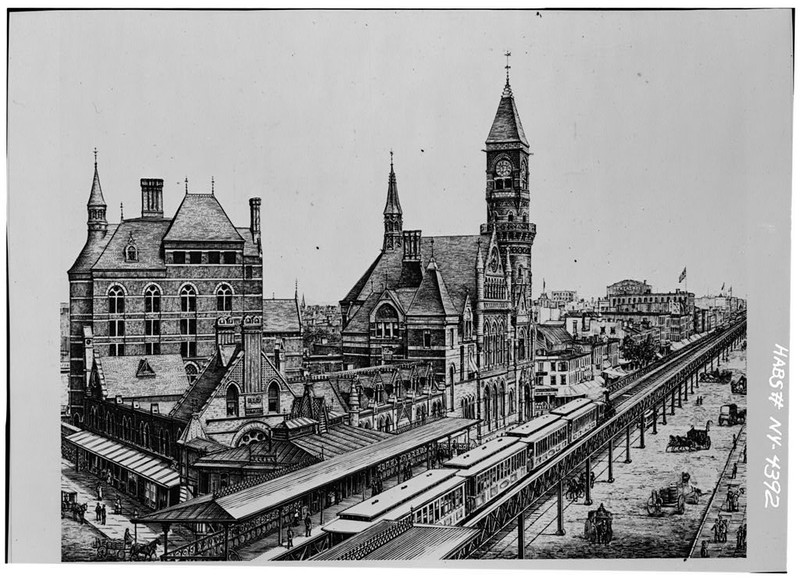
[486,81,529,147]
[87,163,106,207]
[383,159,402,215]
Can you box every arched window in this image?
[509,389,515,414]
[185,362,199,385]
[267,381,279,413]
[216,284,233,312]
[226,384,239,417]
[377,416,385,432]
[507,212,514,222]
[108,285,125,314]
[375,303,400,338]
[142,423,150,449]
[144,285,161,313]
[105,412,113,435]
[125,244,138,262]
[180,285,197,312]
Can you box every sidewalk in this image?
[61,458,192,559]
[690,426,747,558]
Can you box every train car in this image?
[322,469,464,537]
[508,413,570,470]
[444,437,528,512]
[550,398,601,441]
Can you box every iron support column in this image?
[670,389,675,415]
[625,425,632,463]
[584,457,593,505]
[652,406,658,434]
[607,438,615,483]
[556,478,566,535]
[639,414,646,448]
[517,513,525,559]
[662,399,667,425]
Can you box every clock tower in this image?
[482,73,536,309]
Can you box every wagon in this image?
[95,537,130,561]
[61,490,78,517]
[666,421,712,452]
[730,373,747,394]
[584,504,613,544]
[646,473,700,516]
[719,404,746,426]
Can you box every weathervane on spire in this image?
[504,51,511,84]
[93,147,98,168]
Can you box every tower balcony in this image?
[480,221,537,243]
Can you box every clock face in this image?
[495,160,512,177]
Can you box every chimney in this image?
[242,316,263,394]
[249,198,261,243]
[215,316,237,351]
[402,230,422,262]
[140,178,164,219]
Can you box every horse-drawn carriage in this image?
[666,420,712,452]
[584,503,613,544]
[646,472,703,516]
[94,536,160,561]
[61,489,87,522]
[718,403,746,426]
[699,368,732,384]
[730,372,747,394]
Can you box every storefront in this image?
[66,430,181,509]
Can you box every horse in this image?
[130,537,161,561]
[72,503,88,524]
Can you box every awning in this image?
[603,368,626,378]
[67,430,180,488]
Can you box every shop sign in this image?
[245,394,263,416]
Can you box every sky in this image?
[9,9,792,305]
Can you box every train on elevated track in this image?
[323,397,604,538]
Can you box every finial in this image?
[185,176,188,194]
[504,51,511,84]
[93,148,98,168]
[120,202,124,221]
[390,149,394,170]
[211,176,215,195]
[431,238,435,258]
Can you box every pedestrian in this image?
[700,540,709,557]
[725,487,734,512]
[124,528,132,546]
[95,502,102,522]
[293,508,300,527]
[305,514,312,537]
[720,518,728,543]
[732,491,740,512]
[96,482,103,501]
[732,462,738,480]
[711,521,720,543]
[101,504,107,525]
[115,497,122,515]
[590,471,596,488]
[732,434,737,447]
[106,471,112,486]
[286,528,294,549]
[743,445,747,462]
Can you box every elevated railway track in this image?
[447,319,746,559]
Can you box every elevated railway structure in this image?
[446,318,745,559]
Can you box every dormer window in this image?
[124,233,138,262]
[374,303,400,338]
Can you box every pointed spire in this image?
[383,150,402,215]
[88,148,106,207]
[486,59,529,147]
[476,242,484,271]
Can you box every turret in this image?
[87,149,108,236]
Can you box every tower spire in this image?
[382,150,403,252]
[504,51,511,86]
[87,149,108,234]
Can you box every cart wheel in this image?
[97,546,108,560]
[676,494,686,515]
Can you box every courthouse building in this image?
[339,74,538,439]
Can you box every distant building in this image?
[550,290,577,307]
[262,297,303,372]
[603,279,694,342]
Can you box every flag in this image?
[721,282,725,292]
[678,267,687,283]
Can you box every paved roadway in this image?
[476,346,747,560]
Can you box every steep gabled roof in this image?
[68,224,119,274]
[92,219,171,271]
[486,82,529,147]
[171,349,241,422]
[263,299,302,334]
[164,194,244,243]
[94,354,190,401]
[407,258,458,317]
